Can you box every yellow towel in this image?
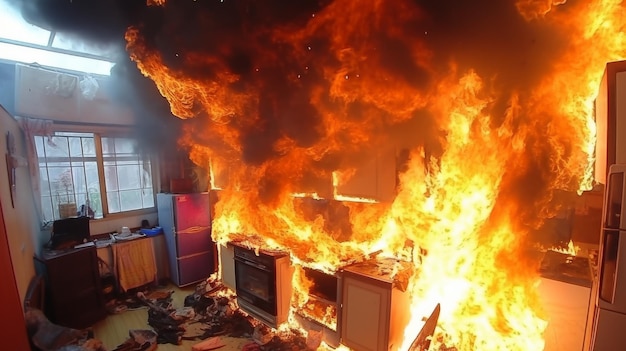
[112,238,157,292]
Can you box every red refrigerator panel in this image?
[176,227,214,257]
[173,193,212,230]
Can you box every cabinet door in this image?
[341,276,391,351]
[334,149,396,203]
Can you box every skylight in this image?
[0,0,116,76]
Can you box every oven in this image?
[294,267,343,348]
[233,244,293,328]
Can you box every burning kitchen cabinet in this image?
[334,148,397,203]
[294,267,344,348]
[340,257,413,351]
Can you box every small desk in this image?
[34,246,107,329]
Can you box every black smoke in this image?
[7,0,571,149]
[5,0,590,219]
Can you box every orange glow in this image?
[125,0,626,349]
[549,239,580,256]
[146,0,165,6]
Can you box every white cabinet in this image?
[341,259,412,351]
[218,243,236,291]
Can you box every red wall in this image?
[0,200,30,349]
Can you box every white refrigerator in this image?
[590,164,626,350]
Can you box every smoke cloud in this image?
[6,0,592,223]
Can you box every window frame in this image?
[36,122,159,223]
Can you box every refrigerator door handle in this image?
[600,230,619,304]
[177,226,210,234]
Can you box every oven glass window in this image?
[236,263,271,302]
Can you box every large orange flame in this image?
[126,0,626,349]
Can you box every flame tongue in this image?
[125,0,626,349]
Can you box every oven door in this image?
[234,257,277,316]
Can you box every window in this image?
[0,1,117,76]
[35,131,155,222]
[101,136,155,213]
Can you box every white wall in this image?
[0,105,40,305]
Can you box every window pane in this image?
[104,165,119,191]
[107,192,120,213]
[75,193,87,210]
[82,138,96,157]
[118,190,142,211]
[141,162,153,188]
[71,166,86,195]
[0,42,114,76]
[35,136,45,157]
[41,195,54,224]
[118,165,141,190]
[47,167,71,202]
[103,136,154,214]
[68,137,85,158]
[0,2,51,45]
[102,137,115,155]
[46,137,70,158]
[56,132,93,137]
[36,131,153,220]
[142,189,155,208]
[115,138,135,154]
[39,167,51,196]
[85,162,99,186]
[51,32,118,60]
[88,190,103,219]
[36,133,102,221]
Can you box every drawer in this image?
[177,251,216,286]
[176,227,214,257]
